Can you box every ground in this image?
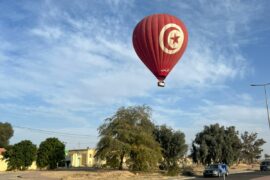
[190,163,260,176]
[0,163,260,180]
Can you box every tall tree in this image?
[221,126,242,164]
[240,131,266,163]
[191,124,241,165]
[95,106,162,171]
[37,137,65,169]
[3,140,37,170]
[154,125,187,174]
[0,122,14,148]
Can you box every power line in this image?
[13,125,95,138]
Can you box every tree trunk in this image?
[119,153,125,170]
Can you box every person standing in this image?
[221,162,228,180]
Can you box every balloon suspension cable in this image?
[157,80,165,87]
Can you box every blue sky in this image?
[1,0,270,153]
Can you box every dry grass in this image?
[181,163,260,176]
[230,163,260,172]
[12,163,259,180]
[50,164,259,180]
[39,169,188,180]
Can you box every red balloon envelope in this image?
[132,14,188,87]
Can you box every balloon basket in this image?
[157,80,165,87]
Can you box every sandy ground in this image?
[0,169,191,180]
[40,169,192,180]
[0,164,260,180]
[191,163,260,176]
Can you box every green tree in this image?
[191,124,241,165]
[0,122,14,148]
[221,126,242,164]
[154,125,187,175]
[3,140,37,170]
[37,137,65,169]
[95,106,162,171]
[240,131,266,163]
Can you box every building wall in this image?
[28,161,37,170]
[0,155,8,171]
[68,148,105,168]
[0,155,37,171]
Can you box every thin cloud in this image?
[0,1,268,152]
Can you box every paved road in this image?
[194,171,270,180]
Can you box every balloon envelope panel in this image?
[132,14,188,81]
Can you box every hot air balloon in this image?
[132,14,188,87]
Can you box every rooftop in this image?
[0,148,6,155]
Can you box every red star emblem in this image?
[171,34,180,44]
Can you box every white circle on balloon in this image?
[159,23,184,54]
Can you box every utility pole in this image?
[251,83,270,129]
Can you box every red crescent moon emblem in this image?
[163,27,179,51]
[159,23,184,55]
